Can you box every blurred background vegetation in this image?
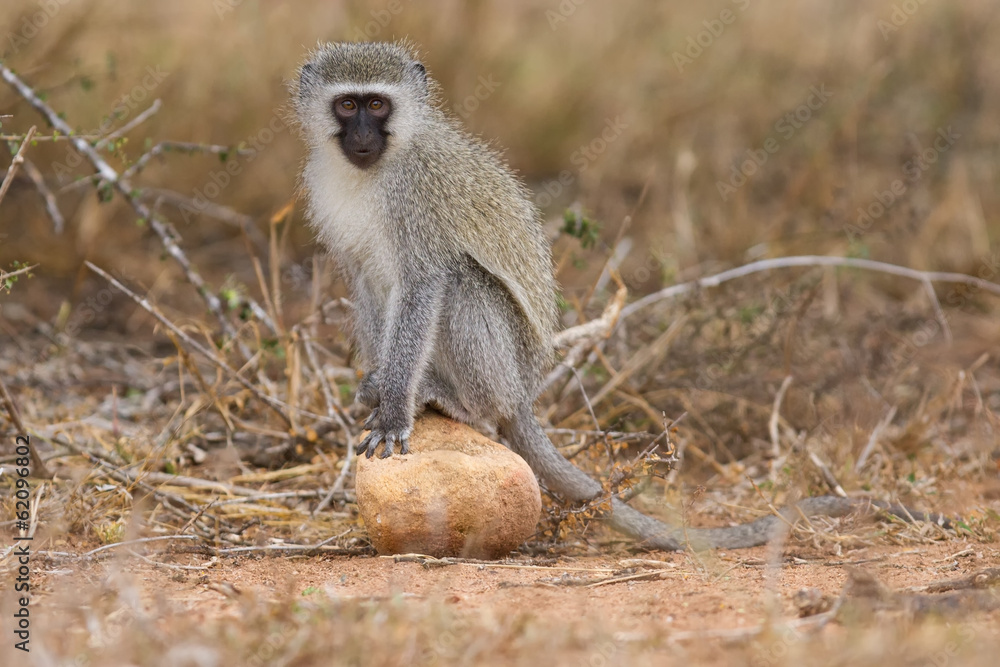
[1,0,997,321]
[1,8,998,663]
[1,0,998,472]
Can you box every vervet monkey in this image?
[293,41,946,550]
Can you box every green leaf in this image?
[739,304,764,324]
[561,209,601,249]
[97,183,114,203]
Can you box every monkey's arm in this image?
[344,273,387,379]
[357,273,445,458]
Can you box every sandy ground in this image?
[32,538,999,633]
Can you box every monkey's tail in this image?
[501,407,950,550]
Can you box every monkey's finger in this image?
[358,431,382,458]
[362,407,380,431]
[398,435,410,456]
[379,433,398,459]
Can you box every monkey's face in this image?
[331,93,392,169]
[294,42,431,171]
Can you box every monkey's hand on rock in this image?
[357,403,413,459]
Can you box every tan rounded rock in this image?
[354,413,541,559]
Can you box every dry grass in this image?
[1,0,999,665]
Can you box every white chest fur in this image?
[304,149,397,301]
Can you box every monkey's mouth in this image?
[344,146,382,169]
[340,139,387,168]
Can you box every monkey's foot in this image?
[357,424,412,458]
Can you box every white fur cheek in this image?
[384,98,421,154]
[298,102,340,150]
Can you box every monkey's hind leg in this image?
[417,372,477,424]
[432,257,532,424]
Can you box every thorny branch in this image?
[0,62,264,358]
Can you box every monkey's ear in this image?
[410,61,427,86]
[298,62,319,99]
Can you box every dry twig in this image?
[622,255,1000,321]
[0,64,253,354]
[84,261,338,427]
[0,124,35,207]
[0,373,52,478]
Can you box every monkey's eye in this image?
[339,99,357,112]
[368,99,383,110]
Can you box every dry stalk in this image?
[768,374,794,467]
[0,373,53,478]
[855,405,897,472]
[0,124,35,206]
[19,157,65,232]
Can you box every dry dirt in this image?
[10,534,998,666]
[51,541,997,631]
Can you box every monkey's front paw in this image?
[357,410,412,459]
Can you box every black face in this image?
[332,94,392,169]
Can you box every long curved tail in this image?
[500,406,949,550]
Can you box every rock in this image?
[354,413,541,559]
